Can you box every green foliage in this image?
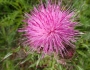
[0,0,90,70]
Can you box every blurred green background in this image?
[0,0,90,70]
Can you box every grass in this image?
[0,0,90,70]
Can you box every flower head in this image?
[19,0,80,57]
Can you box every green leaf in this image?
[1,53,13,61]
[77,65,84,70]
[77,51,87,57]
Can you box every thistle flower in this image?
[19,0,80,58]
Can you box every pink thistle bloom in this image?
[19,0,80,57]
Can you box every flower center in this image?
[48,28,55,35]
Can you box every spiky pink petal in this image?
[19,0,80,57]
